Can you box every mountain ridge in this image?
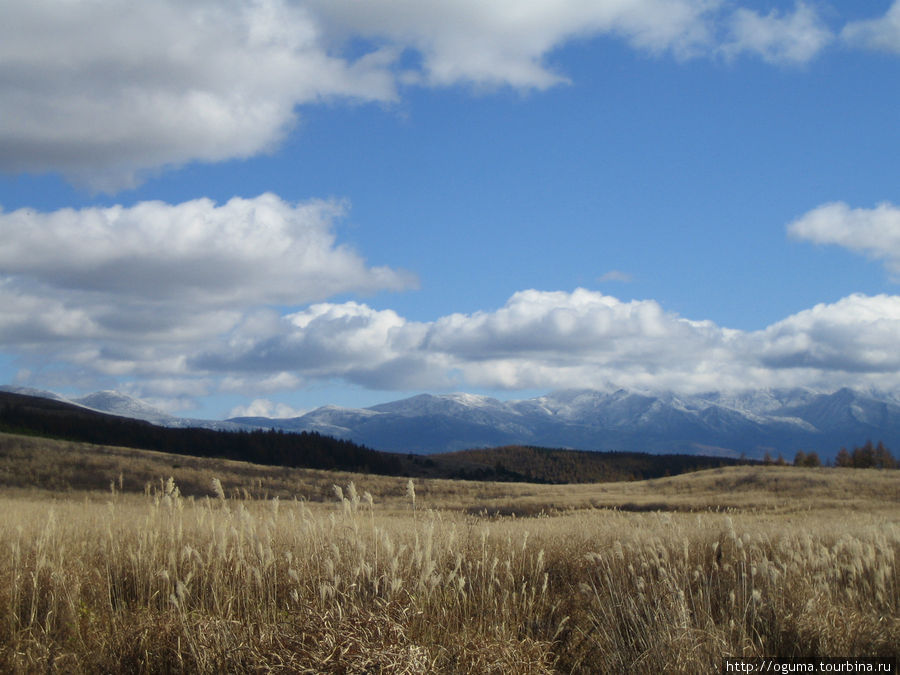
[0,385,244,432]
[4,384,899,460]
[230,386,900,460]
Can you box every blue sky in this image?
[2,0,900,418]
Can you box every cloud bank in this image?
[5,196,900,405]
[0,194,413,391]
[190,288,900,398]
[2,0,871,190]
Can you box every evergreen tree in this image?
[835,447,852,467]
[852,441,876,468]
[873,441,896,469]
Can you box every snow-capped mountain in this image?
[5,384,900,460]
[75,391,246,431]
[73,390,180,426]
[0,386,244,432]
[0,385,73,404]
[231,386,900,459]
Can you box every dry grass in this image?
[3,431,898,513]
[0,433,898,672]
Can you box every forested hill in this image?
[0,391,402,475]
[438,445,749,483]
[0,390,752,484]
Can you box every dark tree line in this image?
[763,440,897,468]
[834,440,897,469]
[0,392,402,475]
[442,445,749,484]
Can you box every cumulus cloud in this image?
[306,0,721,88]
[7,252,900,397]
[2,0,852,189]
[0,193,413,306]
[788,201,900,279]
[0,193,413,384]
[195,302,445,390]
[752,294,900,375]
[228,399,306,419]
[721,2,832,64]
[4,194,900,398]
[0,0,398,190]
[423,289,723,359]
[182,288,900,397]
[419,289,743,391]
[842,1,900,53]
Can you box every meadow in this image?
[1,432,898,673]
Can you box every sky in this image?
[2,0,900,419]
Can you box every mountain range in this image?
[0,386,244,432]
[5,384,896,461]
[232,388,900,460]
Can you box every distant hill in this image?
[0,385,246,431]
[0,390,402,475]
[0,390,753,484]
[437,445,747,483]
[7,384,900,461]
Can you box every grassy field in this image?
[1,432,898,673]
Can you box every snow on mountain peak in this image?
[74,390,174,422]
[6,384,900,459]
[445,392,495,407]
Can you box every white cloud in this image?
[306,0,721,89]
[195,301,446,390]
[0,193,413,382]
[193,288,735,393]
[4,192,899,399]
[228,399,306,419]
[2,0,850,189]
[424,289,722,358]
[788,201,900,279]
[0,193,413,307]
[183,287,900,396]
[421,289,748,391]
[0,280,100,343]
[221,372,304,395]
[721,2,832,64]
[0,0,398,190]
[750,294,900,375]
[842,1,900,53]
[8,258,900,397]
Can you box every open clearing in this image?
[1,432,898,673]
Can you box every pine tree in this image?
[852,441,876,468]
[835,447,852,467]
[873,441,896,469]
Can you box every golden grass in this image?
[0,432,898,672]
[3,431,898,513]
